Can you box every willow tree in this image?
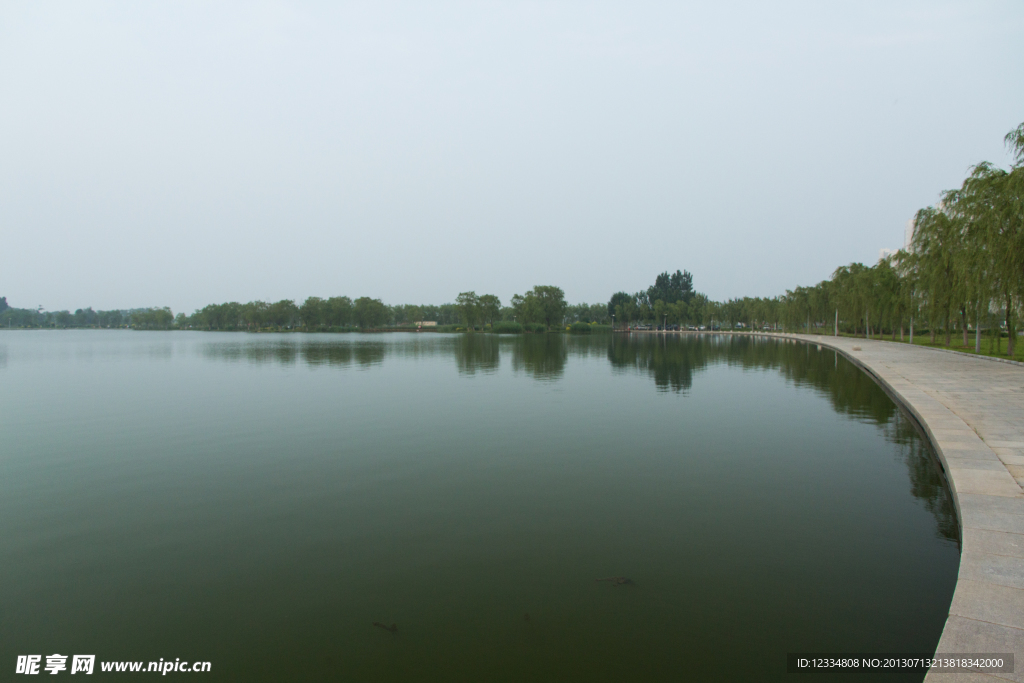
[1000,122,1024,356]
[911,206,968,345]
[831,263,872,335]
[689,293,710,329]
[945,181,995,351]
[956,165,1020,356]
[808,281,832,333]
[873,257,904,339]
[889,251,916,341]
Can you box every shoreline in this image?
[763,333,1024,680]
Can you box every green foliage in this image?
[130,307,175,330]
[891,124,1024,355]
[455,291,480,329]
[450,292,501,329]
[533,285,566,328]
[189,299,298,330]
[566,302,610,324]
[1,305,131,329]
[568,321,612,334]
[354,297,389,329]
[492,321,523,334]
[325,297,354,327]
[1006,121,1024,165]
[478,294,501,325]
[608,292,632,322]
[511,285,566,330]
[647,270,694,306]
[607,272,707,328]
[299,296,325,329]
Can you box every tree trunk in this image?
[1007,296,1015,358]
[975,309,981,354]
[865,310,869,340]
[960,306,969,347]
[945,311,951,347]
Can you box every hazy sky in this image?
[2,1,1022,313]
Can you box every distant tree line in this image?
[171,286,594,332]
[0,305,173,330]
[184,296,474,331]
[0,288,612,333]
[183,291,557,331]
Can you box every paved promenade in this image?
[777,334,1024,681]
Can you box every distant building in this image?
[879,248,897,261]
[416,321,437,327]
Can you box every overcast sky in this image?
[2,1,1022,313]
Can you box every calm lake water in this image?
[0,331,959,681]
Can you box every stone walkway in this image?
[779,334,1024,682]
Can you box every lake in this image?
[0,331,959,681]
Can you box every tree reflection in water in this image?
[455,334,500,375]
[510,334,567,380]
[601,333,959,544]
[605,333,713,392]
[196,332,958,544]
[201,339,386,368]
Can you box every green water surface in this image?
[0,332,959,681]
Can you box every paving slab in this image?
[948,459,1016,473]
[951,470,1024,498]
[963,530,1024,559]
[959,552,1024,591]
[931,675,1015,683]
[959,495,1024,535]
[948,579,1024,629]
[775,334,1024,682]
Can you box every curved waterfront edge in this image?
[757,333,1024,681]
